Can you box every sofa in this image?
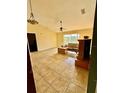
[67,43,78,53]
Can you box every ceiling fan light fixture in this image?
[81,8,85,14]
[60,27,63,31]
[59,20,63,31]
[27,19,39,24]
[27,0,39,25]
[60,21,62,23]
[27,13,38,24]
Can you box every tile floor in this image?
[30,48,89,93]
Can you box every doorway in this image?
[27,33,38,52]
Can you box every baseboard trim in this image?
[38,47,57,52]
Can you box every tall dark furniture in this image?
[75,39,91,69]
[27,33,38,52]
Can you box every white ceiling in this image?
[27,0,96,32]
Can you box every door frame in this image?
[87,2,97,93]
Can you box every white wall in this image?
[27,23,57,51]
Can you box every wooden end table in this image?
[58,47,67,54]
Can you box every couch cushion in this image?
[68,43,78,48]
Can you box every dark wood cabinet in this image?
[77,39,91,60]
[75,39,91,69]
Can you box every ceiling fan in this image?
[59,20,66,31]
[27,0,39,25]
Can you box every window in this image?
[64,34,79,45]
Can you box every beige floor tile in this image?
[33,71,42,83]
[52,77,69,93]
[65,83,86,93]
[35,78,49,93]
[38,66,51,76]
[45,86,59,93]
[65,83,76,93]
[30,48,88,93]
[43,71,59,84]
